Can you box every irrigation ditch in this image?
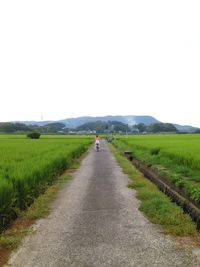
[124,151,200,229]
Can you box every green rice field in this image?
[113,134,200,202]
[117,134,200,169]
[0,135,92,230]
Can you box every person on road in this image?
[95,135,100,150]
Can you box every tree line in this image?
[0,122,67,133]
[0,121,181,134]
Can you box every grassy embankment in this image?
[109,139,198,236]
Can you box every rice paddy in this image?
[0,135,92,230]
[113,134,200,202]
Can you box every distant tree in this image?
[27,132,41,139]
[0,123,31,133]
[147,123,178,133]
[75,120,130,133]
[43,123,65,133]
[0,123,15,133]
[136,123,147,133]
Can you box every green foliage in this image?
[42,123,65,133]
[147,123,177,133]
[135,123,146,133]
[110,143,197,236]
[27,132,41,139]
[0,136,92,231]
[187,185,200,202]
[0,123,31,133]
[0,122,66,134]
[76,120,129,133]
[114,134,200,202]
[0,121,181,134]
[133,123,178,133]
[118,134,200,171]
[150,147,160,155]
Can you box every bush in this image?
[150,147,160,155]
[27,132,41,139]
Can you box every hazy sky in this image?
[0,1,200,126]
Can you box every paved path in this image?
[8,141,200,266]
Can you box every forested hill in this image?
[13,115,160,128]
[58,115,160,128]
[76,121,129,133]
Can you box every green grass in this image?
[0,135,92,230]
[117,134,200,170]
[23,174,71,220]
[0,166,76,266]
[0,144,86,266]
[109,143,197,236]
[113,135,200,203]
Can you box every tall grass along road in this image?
[0,136,91,231]
[7,140,199,266]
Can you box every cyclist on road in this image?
[95,135,100,150]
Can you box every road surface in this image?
[8,140,200,266]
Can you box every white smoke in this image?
[126,117,136,126]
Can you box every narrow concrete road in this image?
[8,141,199,267]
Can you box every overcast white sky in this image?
[0,1,200,126]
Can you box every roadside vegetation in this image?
[113,134,200,203]
[0,135,92,231]
[109,143,197,236]
[0,168,77,266]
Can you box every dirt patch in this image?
[0,217,36,266]
[0,248,10,267]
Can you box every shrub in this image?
[27,132,41,139]
[150,147,160,155]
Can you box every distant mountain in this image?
[6,115,199,133]
[58,115,160,128]
[13,120,53,126]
